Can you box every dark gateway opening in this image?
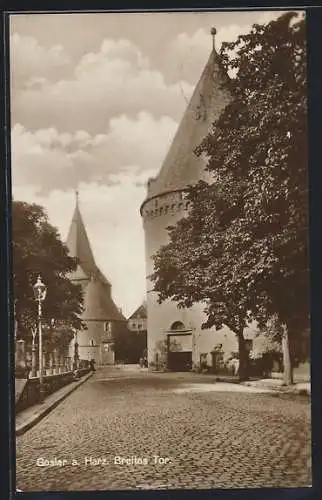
[168,351,192,372]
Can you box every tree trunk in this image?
[282,323,294,385]
[237,332,249,381]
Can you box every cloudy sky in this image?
[10,10,287,317]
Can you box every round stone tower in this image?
[140,30,235,370]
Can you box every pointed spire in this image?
[66,190,97,278]
[144,35,231,200]
[211,27,217,51]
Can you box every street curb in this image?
[16,372,94,436]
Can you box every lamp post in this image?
[32,275,47,402]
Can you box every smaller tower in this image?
[66,191,126,365]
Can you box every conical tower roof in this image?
[144,30,232,202]
[66,191,111,285]
[66,191,98,278]
[65,192,125,322]
[82,278,125,321]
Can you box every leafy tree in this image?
[12,201,84,345]
[249,316,283,376]
[252,316,283,358]
[151,12,308,384]
[42,323,75,355]
[152,185,253,380]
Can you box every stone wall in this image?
[16,368,91,413]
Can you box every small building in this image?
[112,301,147,364]
[128,301,147,333]
[66,192,126,365]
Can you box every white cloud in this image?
[11,36,193,134]
[11,112,178,192]
[216,11,291,48]
[168,11,290,83]
[10,33,71,90]
[78,38,150,75]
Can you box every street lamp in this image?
[32,275,47,402]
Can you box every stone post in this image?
[31,343,37,377]
[43,352,47,375]
[48,352,54,375]
[15,339,26,378]
[54,349,59,375]
[74,342,79,370]
[59,355,64,374]
[15,339,25,364]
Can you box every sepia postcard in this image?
[10,9,311,492]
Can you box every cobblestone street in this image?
[16,368,312,491]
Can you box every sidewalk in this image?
[16,371,93,436]
[241,378,311,395]
[180,372,311,395]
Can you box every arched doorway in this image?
[167,321,192,372]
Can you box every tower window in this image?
[91,339,95,346]
[104,322,111,333]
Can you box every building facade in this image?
[128,302,147,333]
[140,31,258,371]
[66,192,126,365]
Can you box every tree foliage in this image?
[41,323,76,353]
[151,13,308,379]
[12,201,84,344]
